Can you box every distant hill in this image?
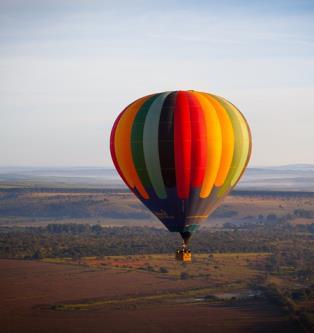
[0,165,314,191]
[240,164,314,191]
[0,167,122,188]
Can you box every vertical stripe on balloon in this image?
[110,111,130,189]
[143,93,170,199]
[174,91,191,199]
[230,107,252,188]
[187,92,207,188]
[210,95,244,199]
[221,99,250,187]
[203,94,234,188]
[114,95,151,199]
[158,92,177,188]
[131,95,160,189]
[191,92,222,198]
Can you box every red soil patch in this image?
[0,259,302,333]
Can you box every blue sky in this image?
[1,0,314,167]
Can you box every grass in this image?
[41,253,270,281]
[53,286,223,311]
[41,258,71,264]
[40,252,271,312]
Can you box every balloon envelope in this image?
[110,90,251,239]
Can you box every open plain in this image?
[0,181,313,332]
[0,257,303,333]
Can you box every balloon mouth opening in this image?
[180,231,192,245]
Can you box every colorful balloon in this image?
[110,90,251,244]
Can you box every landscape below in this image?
[0,177,313,332]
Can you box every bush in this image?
[159,267,168,273]
[180,272,190,280]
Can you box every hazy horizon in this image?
[1,164,314,192]
[1,163,314,169]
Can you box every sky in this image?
[1,0,314,167]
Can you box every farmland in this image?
[0,255,303,333]
[0,185,313,332]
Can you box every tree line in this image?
[0,222,313,260]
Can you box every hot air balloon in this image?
[110,90,251,261]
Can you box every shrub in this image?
[159,267,168,273]
[180,272,190,280]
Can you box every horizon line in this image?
[0,163,314,169]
